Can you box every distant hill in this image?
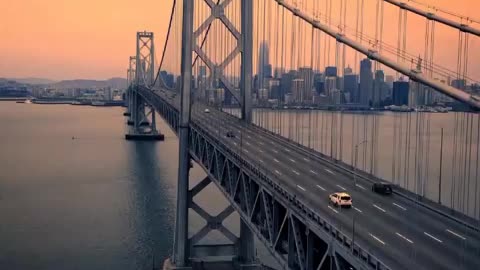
[51,77,127,89]
[4,77,57,85]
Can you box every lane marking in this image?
[233,142,237,146]
[297,185,306,191]
[275,170,282,175]
[243,149,249,153]
[396,232,414,244]
[369,233,386,245]
[259,142,264,145]
[285,148,291,152]
[259,159,264,164]
[303,158,309,162]
[424,232,443,243]
[271,141,275,145]
[310,170,318,175]
[259,149,264,153]
[247,135,251,138]
[328,205,339,214]
[274,158,280,163]
[356,184,366,190]
[316,185,326,191]
[446,229,466,240]
[336,185,346,191]
[273,150,279,153]
[373,204,387,213]
[292,170,300,175]
[289,158,296,163]
[325,169,335,175]
[353,207,363,213]
[393,203,407,211]
[246,142,251,145]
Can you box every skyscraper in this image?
[359,58,373,106]
[393,80,409,106]
[374,70,385,106]
[257,41,271,87]
[298,67,314,102]
[344,74,359,103]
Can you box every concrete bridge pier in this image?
[125,89,164,141]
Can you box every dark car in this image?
[372,182,393,195]
[226,131,235,138]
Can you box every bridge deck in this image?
[149,88,480,270]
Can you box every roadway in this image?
[154,89,480,270]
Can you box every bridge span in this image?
[133,85,480,270]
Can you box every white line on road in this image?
[316,185,326,191]
[275,170,282,175]
[297,185,306,191]
[259,142,264,145]
[353,207,363,213]
[310,170,318,175]
[373,204,387,213]
[274,158,280,163]
[446,229,466,240]
[273,150,279,153]
[369,233,386,245]
[259,159,264,164]
[303,158,309,161]
[328,206,339,214]
[396,232,414,244]
[424,232,443,243]
[285,148,291,152]
[247,135,251,138]
[356,184,366,190]
[289,158,296,163]
[243,149,249,153]
[393,203,407,211]
[271,141,275,145]
[325,169,335,175]
[246,142,251,145]
[259,149,264,153]
[336,185,346,191]
[233,142,237,146]
[292,170,300,175]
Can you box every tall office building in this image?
[374,70,385,106]
[257,41,272,86]
[291,79,305,103]
[325,66,338,77]
[392,80,409,106]
[359,58,373,106]
[298,67,314,102]
[344,74,359,103]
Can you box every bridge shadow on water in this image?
[126,141,177,269]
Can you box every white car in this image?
[204,108,210,113]
[329,192,352,208]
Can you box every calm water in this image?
[0,102,255,269]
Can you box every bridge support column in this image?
[241,0,253,123]
[125,32,163,141]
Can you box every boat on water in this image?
[385,105,413,112]
[91,101,106,106]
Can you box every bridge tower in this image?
[125,31,164,141]
[165,0,256,269]
[124,56,136,117]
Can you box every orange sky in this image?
[0,0,478,81]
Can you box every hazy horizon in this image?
[1,0,479,81]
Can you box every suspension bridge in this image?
[123,0,480,269]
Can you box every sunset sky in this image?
[1,0,479,81]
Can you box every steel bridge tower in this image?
[165,0,256,269]
[125,31,164,141]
